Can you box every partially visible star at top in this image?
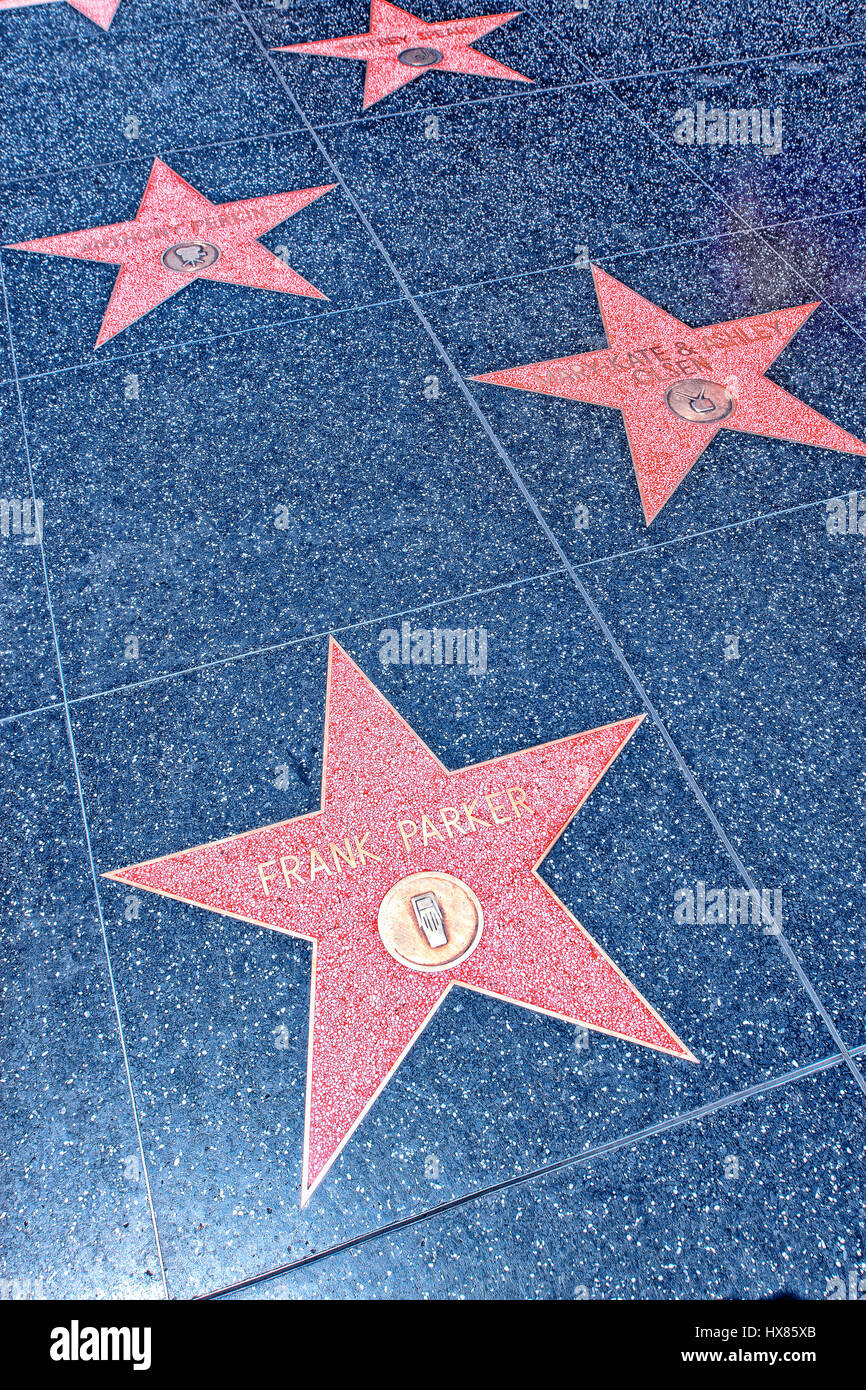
[274,0,531,109]
[6,158,336,346]
[0,0,121,29]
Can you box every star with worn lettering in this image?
[0,0,120,29]
[273,1,531,110]
[107,639,694,1204]
[473,266,866,523]
[6,158,336,346]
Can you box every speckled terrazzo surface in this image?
[1,0,865,1302]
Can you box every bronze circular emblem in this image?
[161,241,221,274]
[377,872,483,973]
[665,378,735,423]
[397,46,443,66]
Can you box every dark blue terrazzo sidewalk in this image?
[1,0,864,1302]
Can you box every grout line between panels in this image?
[0,480,849,732]
[0,256,170,1300]
[197,1041,866,1299]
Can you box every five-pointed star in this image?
[273,0,531,110]
[0,0,120,28]
[473,265,866,523]
[107,639,694,1205]
[6,158,336,346]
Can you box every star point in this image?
[7,158,336,346]
[108,637,694,1204]
[473,267,866,523]
[273,1,532,110]
[0,0,121,29]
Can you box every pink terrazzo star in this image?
[7,158,336,346]
[0,0,121,29]
[107,639,694,1204]
[273,0,531,110]
[473,265,866,523]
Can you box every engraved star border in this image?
[107,640,696,1205]
[6,159,335,347]
[274,1,531,110]
[473,265,866,523]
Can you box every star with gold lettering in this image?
[273,1,531,110]
[6,158,336,347]
[473,266,866,523]
[0,0,120,29]
[107,640,694,1205]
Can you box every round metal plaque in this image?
[377,872,483,973]
[397,47,443,67]
[664,378,735,423]
[161,241,221,273]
